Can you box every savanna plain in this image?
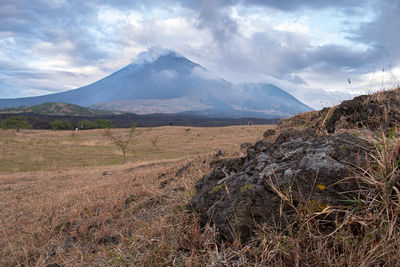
[0,125,271,266]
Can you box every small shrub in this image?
[93,119,114,129]
[77,119,114,130]
[50,119,73,130]
[104,124,137,163]
[151,136,159,147]
[78,119,94,130]
[0,116,32,132]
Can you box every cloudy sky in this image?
[0,0,399,108]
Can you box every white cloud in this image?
[274,16,310,34]
[133,47,176,64]
[0,0,399,110]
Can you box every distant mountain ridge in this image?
[0,48,312,118]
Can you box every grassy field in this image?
[0,125,271,173]
[1,110,400,265]
[0,125,274,266]
[2,90,399,265]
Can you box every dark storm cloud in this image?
[176,0,362,11]
[351,1,400,66]
[96,0,364,48]
[0,0,371,69]
[195,1,238,43]
[309,45,384,71]
[0,0,114,66]
[0,1,94,36]
[242,0,362,11]
[174,0,362,44]
[163,0,375,84]
[205,29,383,85]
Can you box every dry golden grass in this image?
[0,125,273,266]
[3,120,399,265]
[250,129,400,266]
[0,125,271,173]
[0,157,210,266]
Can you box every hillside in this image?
[0,48,312,118]
[0,102,117,116]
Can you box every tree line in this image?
[0,116,114,131]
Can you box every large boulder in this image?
[188,129,371,241]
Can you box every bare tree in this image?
[104,125,136,163]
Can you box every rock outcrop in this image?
[189,129,371,241]
[278,88,400,134]
[325,90,400,133]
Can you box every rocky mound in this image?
[325,89,400,133]
[189,129,371,241]
[278,88,400,134]
[187,89,400,241]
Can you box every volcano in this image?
[0,48,312,118]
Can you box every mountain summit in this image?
[0,48,312,118]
